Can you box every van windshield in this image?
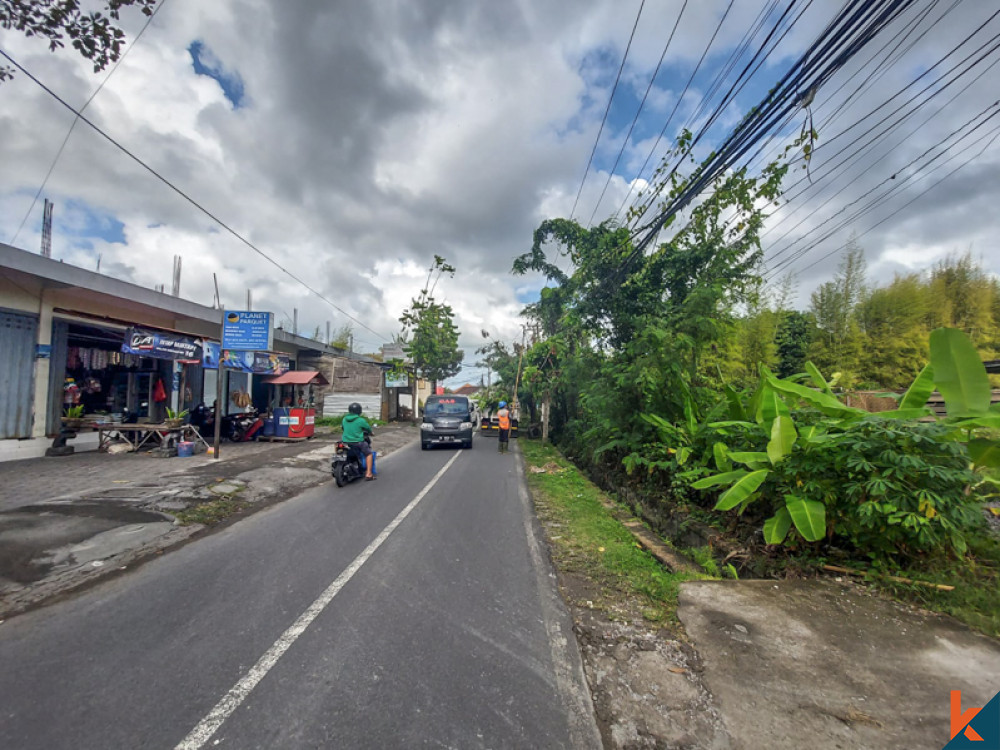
[425,398,468,416]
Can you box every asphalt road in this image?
[0,438,600,749]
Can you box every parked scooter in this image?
[225,407,264,442]
[331,429,375,487]
[189,402,263,442]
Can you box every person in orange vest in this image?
[497,400,511,454]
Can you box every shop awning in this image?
[262,370,329,386]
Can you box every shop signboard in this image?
[385,370,409,388]
[122,327,203,360]
[202,342,289,374]
[222,311,273,351]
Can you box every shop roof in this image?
[262,370,329,385]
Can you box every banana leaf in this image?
[713,442,732,472]
[691,470,752,489]
[767,415,798,465]
[727,451,770,464]
[785,494,826,542]
[763,507,792,544]
[804,362,834,396]
[756,382,790,428]
[929,327,991,416]
[899,363,934,411]
[763,367,864,418]
[715,470,769,511]
[969,438,1000,469]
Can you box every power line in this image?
[627,0,816,237]
[788,127,1000,280]
[624,0,921,267]
[764,110,1000,281]
[568,0,646,221]
[762,50,1000,258]
[0,48,391,343]
[758,24,1000,272]
[585,0,689,226]
[611,0,745,226]
[8,0,170,246]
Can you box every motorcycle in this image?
[225,407,264,442]
[331,429,376,487]
[189,403,263,442]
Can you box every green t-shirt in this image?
[341,413,372,443]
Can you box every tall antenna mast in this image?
[171,255,182,297]
[41,199,53,258]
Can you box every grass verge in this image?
[521,439,706,626]
[869,534,1000,638]
[173,498,247,526]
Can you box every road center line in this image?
[174,451,463,750]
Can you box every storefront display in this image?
[53,322,206,428]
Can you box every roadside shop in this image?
[261,370,329,439]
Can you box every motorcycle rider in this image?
[341,402,375,480]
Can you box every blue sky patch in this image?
[189,40,245,108]
[63,200,126,245]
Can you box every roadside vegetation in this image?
[493,127,1000,638]
[521,440,704,627]
[174,497,246,526]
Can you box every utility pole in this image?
[247,289,252,311]
[213,307,225,460]
[512,326,526,426]
[293,308,298,336]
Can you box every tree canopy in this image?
[399,256,463,391]
[1,0,159,83]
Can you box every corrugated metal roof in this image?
[262,370,330,385]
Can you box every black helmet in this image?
[349,402,362,415]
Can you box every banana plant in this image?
[692,402,827,542]
[692,327,999,547]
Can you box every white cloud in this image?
[1,0,998,386]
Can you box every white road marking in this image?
[174,451,463,750]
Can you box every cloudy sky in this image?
[2,0,998,386]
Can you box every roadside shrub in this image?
[750,417,981,559]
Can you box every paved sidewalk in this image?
[0,423,418,618]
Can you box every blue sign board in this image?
[202,342,289,374]
[222,311,273,351]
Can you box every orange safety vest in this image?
[498,410,511,430]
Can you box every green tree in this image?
[809,239,866,384]
[855,274,928,388]
[399,256,463,393]
[329,324,352,350]
[774,310,814,378]
[510,126,804,454]
[927,252,996,347]
[1,0,159,83]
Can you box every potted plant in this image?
[62,404,85,429]
[165,408,188,429]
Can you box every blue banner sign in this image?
[222,310,273,351]
[202,342,289,374]
[123,327,203,360]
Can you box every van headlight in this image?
[460,421,472,430]
[420,423,433,431]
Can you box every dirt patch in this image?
[541,534,730,747]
